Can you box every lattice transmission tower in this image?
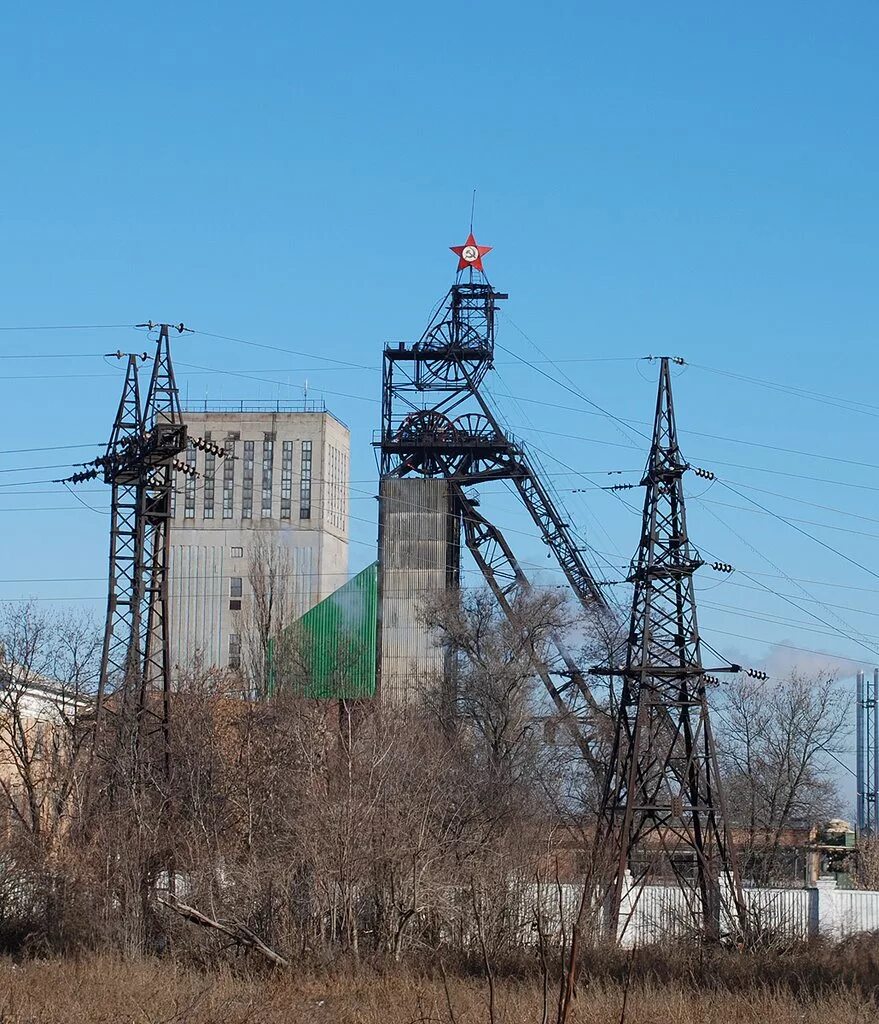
[62,323,223,770]
[591,356,747,940]
[377,236,611,763]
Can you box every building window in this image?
[325,443,348,531]
[231,546,243,558]
[203,449,216,519]
[341,450,348,529]
[261,438,274,518]
[229,633,241,669]
[184,441,197,519]
[242,440,254,519]
[299,440,312,520]
[281,440,293,520]
[223,440,236,519]
[230,577,243,598]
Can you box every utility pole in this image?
[591,356,747,941]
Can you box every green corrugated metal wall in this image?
[288,561,377,698]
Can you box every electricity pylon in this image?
[139,324,187,774]
[63,324,192,774]
[592,356,747,941]
[93,352,148,720]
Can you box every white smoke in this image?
[714,639,866,681]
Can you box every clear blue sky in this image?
[2,3,878,791]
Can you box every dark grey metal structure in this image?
[61,324,221,770]
[592,357,747,940]
[377,245,609,754]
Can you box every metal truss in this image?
[377,253,610,755]
[454,485,602,772]
[139,325,187,771]
[63,324,198,775]
[94,354,147,720]
[379,269,607,612]
[592,357,747,941]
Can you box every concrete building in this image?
[168,400,349,672]
[377,478,459,704]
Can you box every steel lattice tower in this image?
[377,237,609,761]
[65,324,191,771]
[95,353,147,714]
[593,356,746,940]
[138,325,187,770]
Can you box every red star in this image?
[450,232,492,272]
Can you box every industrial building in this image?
[168,400,349,672]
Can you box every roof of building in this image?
[179,399,349,430]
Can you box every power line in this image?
[491,338,879,471]
[0,372,119,381]
[0,353,106,360]
[702,599,879,646]
[0,443,102,456]
[716,481,879,584]
[687,361,879,419]
[176,359,380,404]
[191,330,377,371]
[738,570,879,597]
[703,627,864,666]
[494,338,652,444]
[483,368,630,589]
[722,579,879,620]
[0,324,133,331]
[505,421,879,494]
[700,497,879,542]
[0,464,79,476]
[695,501,879,661]
[728,479,879,526]
[0,507,107,513]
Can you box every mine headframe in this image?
[376,238,612,767]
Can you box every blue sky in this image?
[2,3,878,791]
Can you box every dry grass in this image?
[0,954,876,1024]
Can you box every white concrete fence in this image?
[514,878,879,946]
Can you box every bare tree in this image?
[853,837,879,890]
[717,670,847,884]
[0,593,582,965]
[0,602,99,851]
[242,534,299,697]
[0,603,102,950]
[421,587,573,786]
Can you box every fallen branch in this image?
[157,895,289,968]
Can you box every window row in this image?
[177,439,315,521]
